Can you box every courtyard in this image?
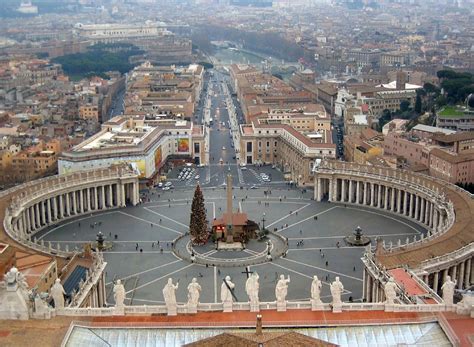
[35,185,426,306]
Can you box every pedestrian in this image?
[114,234,118,240]
[325,261,328,267]
[300,229,302,234]
[152,242,155,248]
[140,248,143,253]
[353,266,356,272]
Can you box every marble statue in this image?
[311,275,322,304]
[50,279,66,309]
[245,272,260,305]
[275,274,290,303]
[384,277,398,305]
[330,277,344,305]
[441,275,456,305]
[113,279,126,308]
[221,276,235,304]
[187,278,202,307]
[5,267,19,290]
[163,278,179,307]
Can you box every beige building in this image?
[79,105,99,122]
[240,122,336,186]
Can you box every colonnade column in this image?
[433,271,439,293]
[356,181,361,204]
[410,193,415,218]
[65,192,71,216]
[35,204,40,228]
[86,188,91,211]
[328,178,334,202]
[46,198,52,224]
[348,180,353,203]
[370,183,375,207]
[59,194,64,218]
[121,183,126,207]
[465,258,472,288]
[390,188,396,212]
[23,207,33,232]
[108,185,113,207]
[397,189,402,213]
[429,202,434,228]
[94,187,98,210]
[41,201,46,226]
[364,182,369,205]
[459,261,465,289]
[52,197,58,221]
[420,198,425,223]
[404,191,409,216]
[341,179,346,203]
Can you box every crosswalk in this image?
[237,167,245,185]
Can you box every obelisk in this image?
[226,174,233,215]
[226,174,233,243]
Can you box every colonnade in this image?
[9,180,139,241]
[423,256,473,293]
[315,177,447,232]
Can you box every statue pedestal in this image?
[250,302,260,312]
[311,299,323,311]
[223,302,233,313]
[166,305,177,316]
[187,304,198,314]
[384,303,395,312]
[332,303,342,313]
[276,300,287,312]
[6,283,18,292]
[114,306,125,315]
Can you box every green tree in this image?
[400,100,410,112]
[414,94,422,114]
[189,184,208,245]
[378,109,392,131]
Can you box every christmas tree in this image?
[189,183,208,245]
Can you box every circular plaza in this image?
[32,184,426,305]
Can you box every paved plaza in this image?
[35,185,426,306]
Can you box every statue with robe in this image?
[113,279,126,308]
[384,277,398,304]
[221,276,235,304]
[245,272,259,305]
[51,278,66,309]
[441,275,456,305]
[330,277,344,305]
[311,275,322,304]
[163,278,179,308]
[275,274,290,303]
[187,278,201,307]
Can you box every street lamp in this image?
[261,212,266,230]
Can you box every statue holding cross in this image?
[221,275,236,306]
